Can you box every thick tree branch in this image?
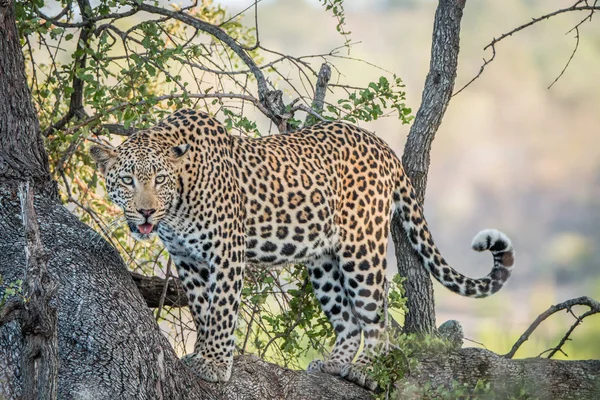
[0,299,23,326]
[0,0,51,184]
[410,348,600,399]
[68,93,272,136]
[210,355,372,400]
[392,0,465,335]
[36,3,139,28]
[98,123,138,136]
[130,271,187,308]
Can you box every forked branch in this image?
[504,296,600,359]
[131,1,287,127]
[455,0,600,95]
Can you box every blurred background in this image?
[216,0,600,359]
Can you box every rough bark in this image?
[304,63,332,127]
[207,355,371,400]
[392,0,465,334]
[411,348,600,399]
[18,184,59,400]
[0,186,218,399]
[0,0,50,185]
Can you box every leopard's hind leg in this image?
[306,253,362,377]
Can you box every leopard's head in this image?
[90,135,190,240]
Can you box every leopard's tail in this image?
[392,169,514,298]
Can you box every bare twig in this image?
[131,1,284,125]
[546,308,597,359]
[547,26,580,89]
[155,256,173,322]
[483,3,598,53]
[455,1,600,95]
[463,337,489,350]
[504,296,600,359]
[453,45,496,97]
[294,104,327,125]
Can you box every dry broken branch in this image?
[98,123,138,136]
[41,0,93,137]
[304,63,331,126]
[455,0,600,94]
[504,296,600,359]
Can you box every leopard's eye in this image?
[155,175,166,184]
[121,176,134,186]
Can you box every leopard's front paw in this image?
[340,363,378,392]
[307,359,347,376]
[306,359,325,373]
[181,353,232,382]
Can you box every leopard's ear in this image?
[169,144,191,162]
[90,145,118,175]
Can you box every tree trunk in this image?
[0,0,50,185]
[392,0,465,334]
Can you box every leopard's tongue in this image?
[138,223,154,234]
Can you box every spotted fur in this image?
[91,109,515,389]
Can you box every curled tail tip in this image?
[471,229,515,268]
[471,229,512,252]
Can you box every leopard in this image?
[90,108,515,390]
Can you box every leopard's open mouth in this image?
[128,221,158,236]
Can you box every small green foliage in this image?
[327,76,413,124]
[388,274,407,312]
[368,318,535,400]
[236,265,334,368]
[507,385,536,400]
[0,276,24,308]
[222,108,261,137]
[368,332,458,399]
[318,0,352,49]
[367,276,461,399]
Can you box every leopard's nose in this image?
[137,208,156,218]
